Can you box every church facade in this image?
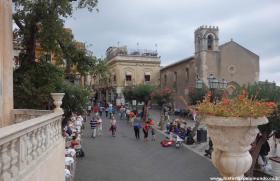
[160,25,259,109]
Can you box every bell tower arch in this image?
[194,25,220,86]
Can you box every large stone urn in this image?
[201,116,268,180]
[51,93,65,112]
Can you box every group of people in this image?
[166,119,193,141]
[88,102,117,137]
[132,116,156,141]
[63,113,86,181]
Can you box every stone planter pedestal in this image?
[202,116,268,180]
[51,93,65,112]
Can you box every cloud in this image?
[65,0,280,84]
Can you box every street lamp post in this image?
[196,74,228,102]
[196,79,203,89]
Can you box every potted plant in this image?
[195,90,276,179]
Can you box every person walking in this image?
[110,117,117,137]
[133,117,141,140]
[90,116,97,138]
[105,106,109,118]
[93,104,99,116]
[258,139,271,171]
[151,127,155,141]
[87,104,92,116]
[99,105,104,117]
[96,116,103,136]
[108,105,113,119]
[143,121,150,141]
[119,105,126,120]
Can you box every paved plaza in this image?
[75,113,219,181]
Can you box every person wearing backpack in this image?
[133,117,141,140]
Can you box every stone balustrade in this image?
[0,111,64,181]
[13,109,52,123]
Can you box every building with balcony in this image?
[160,25,259,109]
[95,46,161,105]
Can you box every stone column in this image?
[0,0,13,127]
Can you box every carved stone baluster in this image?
[52,122,56,142]
[58,119,62,137]
[41,125,47,150]
[19,135,28,171]
[46,123,53,149]
[36,128,42,156]
[0,142,12,180]
[49,123,53,145]
[52,122,57,142]
[31,130,38,160]
[55,120,60,140]
[26,133,33,164]
[10,139,19,178]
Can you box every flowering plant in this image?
[195,90,276,118]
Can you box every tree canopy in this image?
[123,84,155,105]
[14,61,64,109]
[13,0,98,67]
[12,0,103,119]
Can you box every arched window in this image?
[207,34,214,50]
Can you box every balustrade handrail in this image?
[13,109,53,123]
[0,112,62,145]
[0,111,63,180]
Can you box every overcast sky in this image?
[65,0,280,84]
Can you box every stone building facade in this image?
[160,25,259,109]
[95,46,160,105]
